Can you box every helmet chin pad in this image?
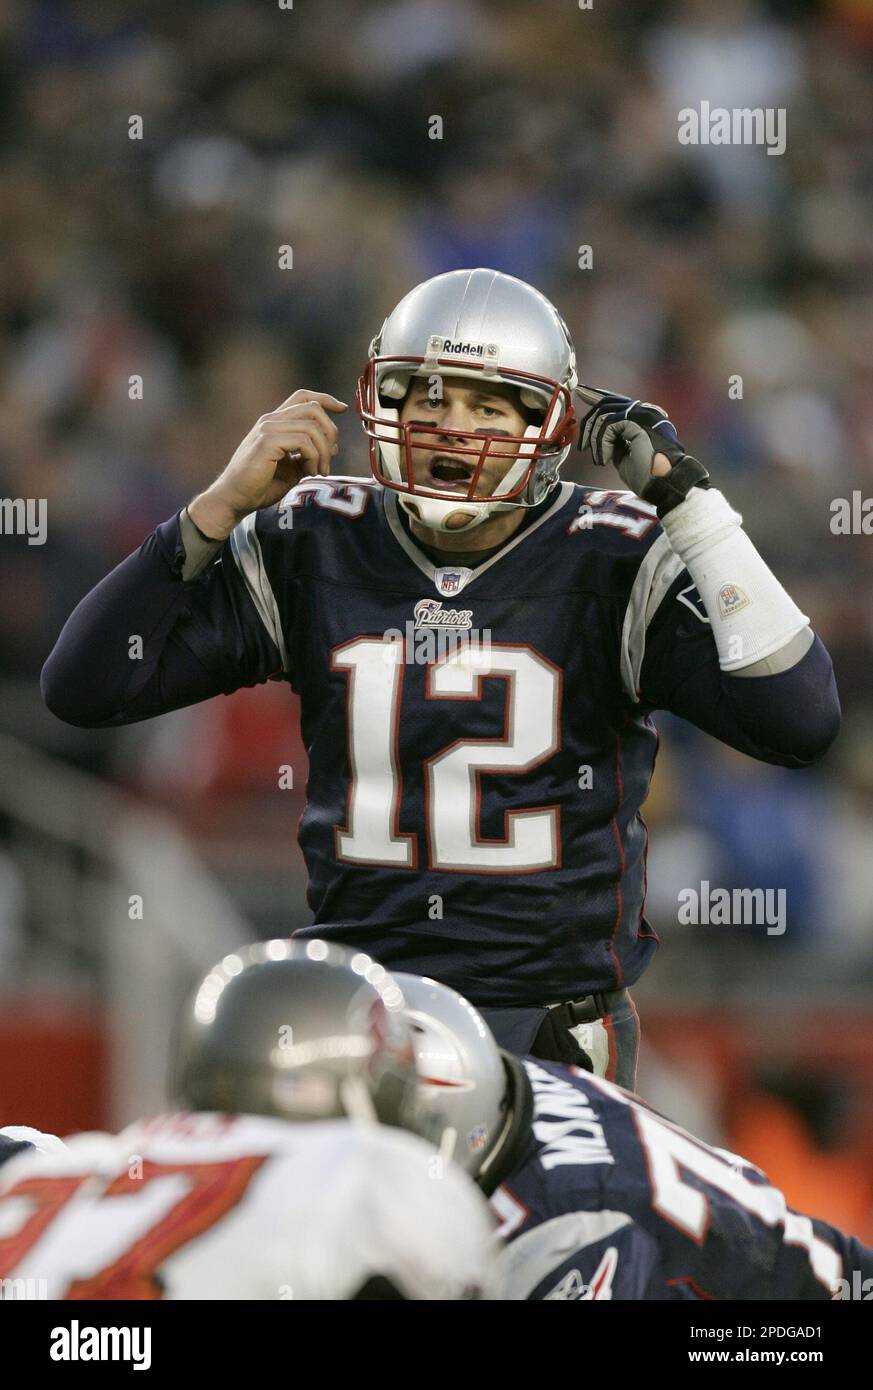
[398,493,501,533]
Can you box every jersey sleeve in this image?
[342,1131,497,1300]
[489,1209,665,1301]
[633,571,840,767]
[41,508,292,727]
[773,1211,873,1300]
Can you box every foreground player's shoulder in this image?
[263,1120,495,1299]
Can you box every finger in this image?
[580,404,604,453]
[575,384,612,410]
[276,390,349,413]
[580,392,624,453]
[591,413,616,466]
[286,420,333,475]
[572,383,628,408]
[580,408,603,454]
[265,422,331,476]
[268,402,340,457]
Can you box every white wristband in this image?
[660,488,809,671]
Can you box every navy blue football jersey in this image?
[46,473,835,1009]
[167,473,833,1008]
[489,1061,872,1300]
[206,476,698,1005]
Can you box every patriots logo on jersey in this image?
[544,1247,618,1300]
[413,598,473,629]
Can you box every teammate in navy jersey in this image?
[398,975,873,1301]
[41,269,840,1085]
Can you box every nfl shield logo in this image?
[434,565,472,597]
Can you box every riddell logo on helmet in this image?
[442,340,484,356]
[426,334,499,359]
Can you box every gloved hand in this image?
[578,388,710,517]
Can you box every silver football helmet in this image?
[356,268,579,533]
[169,939,419,1131]
[393,973,513,1181]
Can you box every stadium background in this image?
[0,0,871,1241]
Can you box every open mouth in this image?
[426,456,477,492]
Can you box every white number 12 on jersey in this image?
[331,640,561,873]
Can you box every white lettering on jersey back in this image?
[525,1061,615,1170]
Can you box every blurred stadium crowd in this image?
[1,0,872,1233]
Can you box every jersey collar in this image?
[382,482,576,596]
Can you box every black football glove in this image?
[578,389,709,517]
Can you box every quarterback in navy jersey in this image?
[41,269,840,1081]
[398,975,873,1302]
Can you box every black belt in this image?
[545,987,627,1027]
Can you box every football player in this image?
[41,268,841,1086]
[395,973,873,1301]
[0,943,493,1300]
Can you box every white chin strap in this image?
[398,492,507,533]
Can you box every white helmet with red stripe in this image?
[356,268,579,533]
